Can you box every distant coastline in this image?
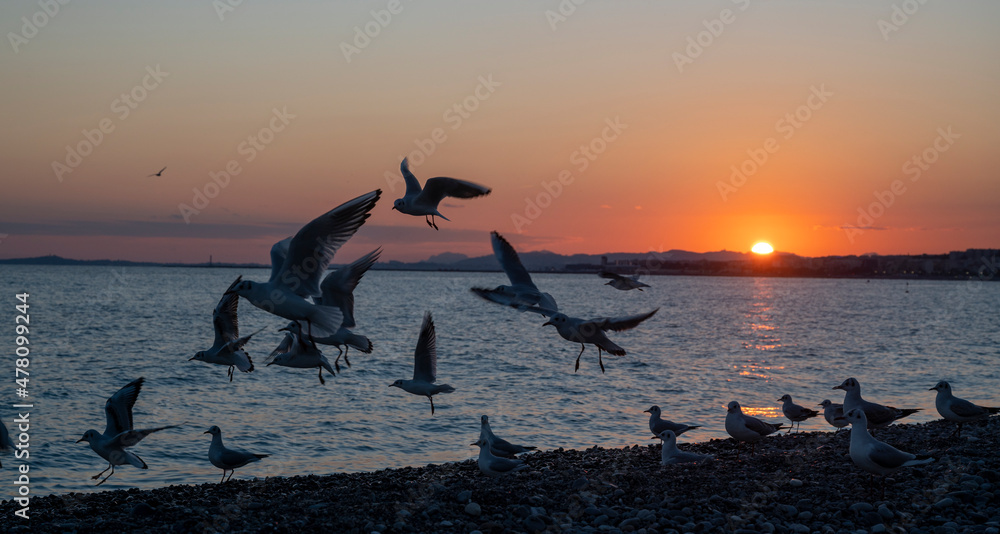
[1,249,996,282]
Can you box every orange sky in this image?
[1,1,997,263]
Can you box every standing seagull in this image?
[845,409,934,497]
[599,271,650,291]
[724,401,784,457]
[392,158,491,229]
[818,399,849,431]
[389,312,455,414]
[472,437,527,477]
[265,329,338,385]
[542,308,659,373]
[655,430,713,465]
[778,394,819,432]
[227,190,379,339]
[204,426,268,483]
[471,231,558,312]
[190,276,262,381]
[834,378,920,429]
[76,377,178,485]
[930,380,1000,437]
[147,166,166,177]
[645,405,701,438]
[0,420,14,468]
[480,415,535,458]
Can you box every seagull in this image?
[0,420,14,468]
[147,166,166,177]
[644,405,701,438]
[205,426,269,483]
[599,271,650,291]
[190,276,262,381]
[392,157,491,229]
[655,430,713,465]
[265,329,337,385]
[541,308,659,373]
[818,399,849,431]
[76,377,178,485]
[724,401,784,457]
[930,380,1000,437]
[833,377,920,429]
[389,312,455,414]
[845,408,934,497]
[226,190,379,339]
[480,415,536,458]
[471,231,558,313]
[280,248,381,371]
[778,394,819,432]
[471,437,527,477]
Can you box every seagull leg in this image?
[333,346,343,373]
[429,395,436,415]
[597,348,606,374]
[318,367,326,385]
[227,471,236,483]
[220,470,227,484]
[430,215,439,230]
[228,366,235,382]
[95,465,116,486]
[92,463,112,480]
[344,347,351,368]
[574,345,585,372]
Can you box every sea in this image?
[0,265,997,497]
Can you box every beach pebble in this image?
[933,498,955,509]
[849,502,874,514]
[789,478,803,487]
[789,523,809,534]
[878,504,893,521]
[465,503,482,517]
[456,490,472,503]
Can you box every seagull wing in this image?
[490,231,536,288]
[265,332,296,365]
[267,237,292,284]
[412,312,437,383]
[586,308,659,332]
[319,247,381,328]
[419,177,491,205]
[950,397,988,418]
[213,277,242,345]
[400,158,423,198]
[111,425,178,449]
[867,440,916,469]
[743,414,779,436]
[470,288,557,316]
[104,377,144,436]
[275,190,381,297]
[599,270,627,282]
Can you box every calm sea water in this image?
[0,265,997,497]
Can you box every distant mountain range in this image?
[0,250,769,271]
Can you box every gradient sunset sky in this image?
[1,1,997,263]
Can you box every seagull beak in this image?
[266,361,274,366]
[188,356,196,361]
[391,206,398,211]
[278,327,289,332]
[832,385,843,390]
[542,321,552,327]
[928,387,936,390]
[649,436,659,440]
[643,409,651,414]
[204,430,211,434]
[76,437,86,443]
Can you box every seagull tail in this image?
[896,408,921,419]
[125,451,148,469]
[984,406,1000,415]
[254,454,270,460]
[599,340,626,356]
[434,384,456,395]
[345,332,373,354]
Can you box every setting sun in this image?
[752,242,774,254]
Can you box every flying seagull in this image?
[76,377,178,485]
[226,190,379,339]
[147,166,166,177]
[389,312,455,414]
[392,157,491,229]
[265,328,337,385]
[471,231,558,313]
[190,276,262,381]
[541,308,659,373]
[599,270,650,291]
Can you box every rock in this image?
[933,498,955,509]
[465,503,482,517]
[871,525,886,533]
[525,515,546,532]
[849,502,874,514]
[572,477,590,490]
[130,502,155,518]
[456,490,472,503]
[788,523,810,534]
[789,478,804,487]
[878,504,893,521]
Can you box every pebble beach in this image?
[5,417,998,534]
